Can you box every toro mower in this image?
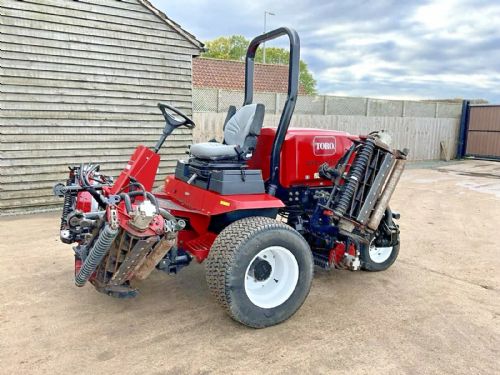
[54,27,408,328]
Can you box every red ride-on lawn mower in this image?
[55,28,408,328]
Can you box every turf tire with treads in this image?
[205,216,314,328]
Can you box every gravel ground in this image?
[0,160,499,375]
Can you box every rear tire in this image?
[206,216,314,328]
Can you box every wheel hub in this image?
[251,257,272,281]
[369,241,393,263]
[244,246,299,309]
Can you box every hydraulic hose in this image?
[86,186,108,208]
[333,138,375,217]
[75,223,119,287]
[77,164,109,208]
[127,191,160,214]
[119,193,133,213]
[159,208,176,221]
[146,192,160,213]
[128,179,147,200]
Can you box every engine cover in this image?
[248,128,357,188]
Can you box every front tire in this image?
[206,216,314,328]
[360,209,400,272]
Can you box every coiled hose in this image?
[75,223,119,287]
[333,138,375,217]
[60,179,73,231]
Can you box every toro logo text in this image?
[313,136,337,156]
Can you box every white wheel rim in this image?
[244,246,299,309]
[369,242,393,263]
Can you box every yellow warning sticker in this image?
[219,200,231,207]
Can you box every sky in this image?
[155,0,500,102]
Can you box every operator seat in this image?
[189,103,265,161]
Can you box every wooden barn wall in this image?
[0,0,200,214]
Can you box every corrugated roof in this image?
[193,58,305,94]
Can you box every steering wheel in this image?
[157,102,195,129]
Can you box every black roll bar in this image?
[244,27,300,196]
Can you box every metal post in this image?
[456,100,470,159]
[216,89,221,113]
[263,11,275,63]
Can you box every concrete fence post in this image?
[275,93,280,114]
[366,98,370,117]
[435,102,439,118]
[216,89,221,113]
[402,101,407,117]
[323,95,328,115]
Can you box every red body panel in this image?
[104,146,171,238]
[76,191,94,213]
[155,177,285,262]
[248,128,357,187]
[109,145,160,195]
[161,176,284,215]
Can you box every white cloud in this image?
[154,0,500,101]
[412,0,500,39]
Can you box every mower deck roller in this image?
[55,27,407,328]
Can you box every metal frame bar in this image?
[456,100,470,159]
[244,27,301,195]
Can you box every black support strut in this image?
[243,27,300,195]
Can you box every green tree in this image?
[203,35,248,61]
[203,35,317,95]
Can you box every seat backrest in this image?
[223,104,265,152]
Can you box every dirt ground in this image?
[0,160,499,375]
